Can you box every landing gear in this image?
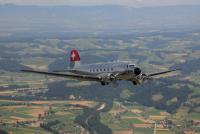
[101,82,109,86]
[132,81,137,85]
[101,82,106,86]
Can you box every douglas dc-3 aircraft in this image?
[22,49,177,86]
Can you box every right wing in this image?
[21,69,101,82]
[148,69,177,77]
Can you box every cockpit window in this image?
[128,64,135,69]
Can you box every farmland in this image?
[0,29,200,133]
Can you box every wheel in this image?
[101,82,106,86]
[101,82,109,86]
[132,81,137,85]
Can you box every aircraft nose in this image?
[134,67,142,76]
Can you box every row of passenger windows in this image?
[89,68,114,72]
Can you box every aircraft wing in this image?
[52,69,70,72]
[148,69,177,77]
[21,69,101,81]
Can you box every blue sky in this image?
[0,0,200,7]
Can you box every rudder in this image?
[69,49,80,69]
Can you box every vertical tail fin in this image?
[69,49,80,69]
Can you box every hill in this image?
[0,4,200,34]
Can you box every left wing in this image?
[21,69,101,82]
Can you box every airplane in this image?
[22,49,177,86]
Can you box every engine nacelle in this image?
[100,73,115,83]
[132,73,149,85]
[100,73,116,86]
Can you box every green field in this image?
[156,130,175,134]
[0,29,200,133]
[134,128,154,134]
[0,127,49,134]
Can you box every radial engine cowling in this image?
[134,67,142,76]
[101,73,115,82]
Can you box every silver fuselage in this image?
[69,61,140,83]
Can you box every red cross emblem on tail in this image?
[70,49,80,62]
